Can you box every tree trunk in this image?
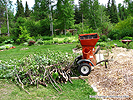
[0,28,1,35]
[65,24,66,35]
[6,0,10,36]
[82,13,83,33]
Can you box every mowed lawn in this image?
[0,43,76,61]
[0,43,96,100]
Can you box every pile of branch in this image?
[15,64,74,94]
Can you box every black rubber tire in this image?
[78,63,91,76]
[74,55,82,65]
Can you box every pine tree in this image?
[79,0,100,29]
[25,1,30,17]
[0,1,5,34]
[15,0,24,18]
[32,0,49,21]
[124,0,133,16]
[56,0,75,35]
[106,0,118,23]
[118,3,124,20]
[74,5,82,24]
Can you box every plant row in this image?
[23,37,79,46]
[0,44,15,50]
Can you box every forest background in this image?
[0,0,133,44]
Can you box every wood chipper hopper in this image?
[74,33,108,76]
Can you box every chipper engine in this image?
[74,33,108,76]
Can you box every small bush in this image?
[0,46,6,50]
[99,42,107,47]
[63,38,68,43]
[23,42,28,46]
[100,35,108,42]
[43,36,53,40]
[36,39,44,45]
[53,39,58,44]
[58,40,64,44]
[122,36,132,40]
[4,39,14,44]
[0,36,10,43]
[44,40,53,45]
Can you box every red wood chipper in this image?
[74,33,108,76]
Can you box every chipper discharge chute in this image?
[74,33,108,76]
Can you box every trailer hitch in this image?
[96,57,114,68]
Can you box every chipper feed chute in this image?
[74,33,108,76]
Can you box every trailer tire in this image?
[74,55,82,65]
[78,63,91,76]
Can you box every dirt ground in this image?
[74,47,133,100]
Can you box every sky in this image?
[11,0,124,14]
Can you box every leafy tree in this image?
[25,1,30,17]
[56,0,75,35]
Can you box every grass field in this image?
[0,43,76,61]
[0,43,97,100]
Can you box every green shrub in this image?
[4,39,14,44]
[100,35,108,42]
[122,36,132,40]
[99,42,107,47]
[43,36,53,40]
[108,30,120,40]
[23,42,28,46]
[5,46,10,49]
[53,39,58,44]
[63,38,68,43]
[16,26,32,44]
[83,27,95,33]
[36,39,44,45]
[0,36,10,43]
[44,40,53,45]
[58,40,64,44]
[0,46,6,50]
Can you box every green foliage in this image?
[106,0,119,23]
[3,39,14,44]
[0,50,77,87]
[16,26,31,44]
[100,35,108,42]
[35,39,44,45]
[42,36,53,40]
[56,0,75,35]
[23,42,28,46]
[44,40,53,45]
[96,42,107,47]
[108,16,133,40]
[25,1,31,17]
[0,44,13,50]
[122,36,133,40]
[0,36,10,43]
